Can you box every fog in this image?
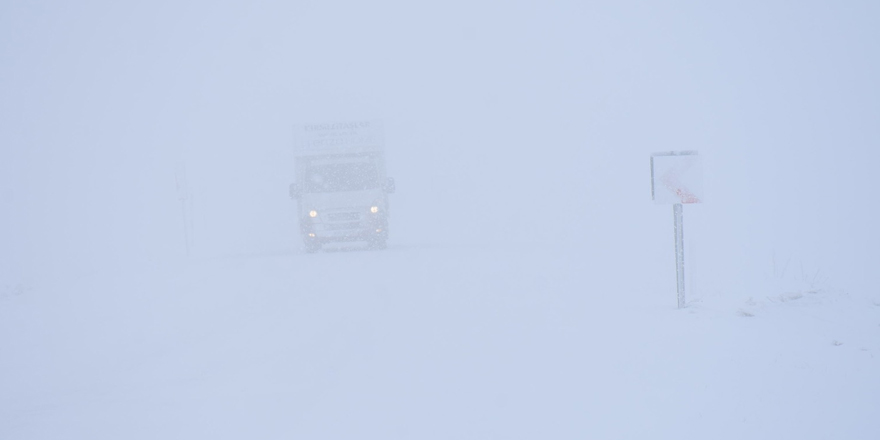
[2,1,879,438]
[4,1,879,279]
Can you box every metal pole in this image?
[673,203,685,308]
[180,199,190,256]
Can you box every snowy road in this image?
[2,242,878,439]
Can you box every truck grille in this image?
[328,212,361,222]
[327,222,361,230]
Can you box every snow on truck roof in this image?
[294,120,384,154]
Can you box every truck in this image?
[288,120,395,252]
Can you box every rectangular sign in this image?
[651,151,703,204]
[295,120,384,153]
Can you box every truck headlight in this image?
[309,210,318,218]
[370,206,379,214]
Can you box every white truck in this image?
[289,120,395,252]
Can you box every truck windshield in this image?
[304,162,379,193]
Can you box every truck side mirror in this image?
[384,177,396,194]
[289,183,301,199]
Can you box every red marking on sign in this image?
[675,188,701,204]
[661,172,701,204]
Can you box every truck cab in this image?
[289,121,394,252]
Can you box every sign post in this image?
[651,151,702,308]
[673,202,685,308]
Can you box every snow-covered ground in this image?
[2,239,878,439]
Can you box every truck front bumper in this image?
[301,215,387,243]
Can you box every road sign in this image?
[650,151,702,309]
[651,151,703,205]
